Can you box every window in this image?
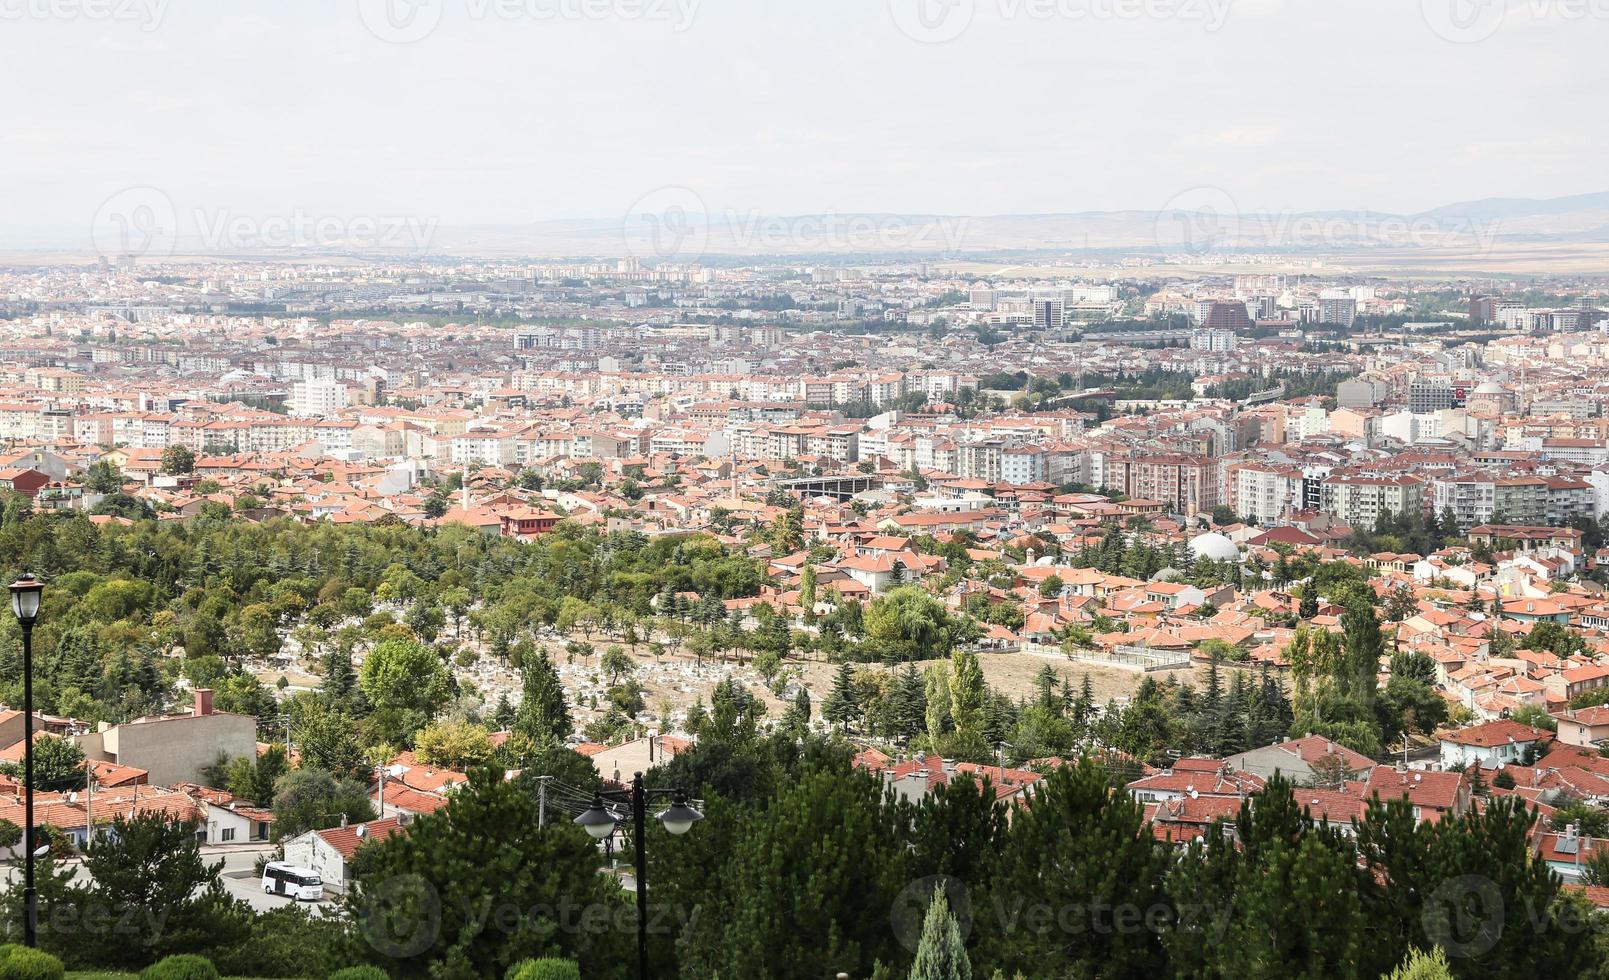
[221,827,235,842]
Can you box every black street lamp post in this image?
[9,573,44,948]
[574,771,702,980]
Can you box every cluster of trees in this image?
[1287,599,1449,758]
[811,650,1294,769]
[0,511,774,845]
[12,730,1608,978]
[596,727,1609,977]
[1349,507,1469,558]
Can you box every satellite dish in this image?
[67,792,78,804]
[355,824,367,838]
[1189,790,1199,800]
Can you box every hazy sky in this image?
[2,0,1605,241]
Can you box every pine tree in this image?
[800,564,817,624]
[1033,664,1058,712]
[1216,668,1248,756]
[491,694,516,731]
[891,664,929,742]
[822,661,858,732]
[909,888,971,980]
[1385,947,1452,980]
[783,686,812,730]
[514,651,573,745]
[320,644,358,711]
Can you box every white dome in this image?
[1189,532,1240,562]
[1472,381,1505,395]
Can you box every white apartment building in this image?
[290,379,349,418]
[1001,446,1047,485]
[1228,463,1305,525]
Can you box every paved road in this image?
[1,843,336,916]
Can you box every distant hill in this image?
[425,191,1609,257]
[7,191,1607,261]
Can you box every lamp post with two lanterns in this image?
[574,772,702,980]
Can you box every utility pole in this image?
[536,775,552,828]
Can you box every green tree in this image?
[295,701,368,781]
[865,586,953,662]
[677,765,910,978]
[514,651,573,745]
[2,734,86,790]
[822,661,859,732]
[600,645,634,686]
[161,444,196,475]
[909,888,971,980]
[799,564,818,623]
[414,719,495,770]
[1385,947,1453,980]
[343,767,628,978]
[358,637,450,744]
[981,759,1169,978]
[272,767,374,840]
[222,743,288,805]
[79,812,249,968]
[85,460,125,494]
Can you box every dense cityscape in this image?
[0,251,1606,977]
[5,0,1609,978]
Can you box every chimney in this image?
[340,813,349,828]
[194,689,214,717]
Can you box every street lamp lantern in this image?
[575,795,620,840]
[657,792,704,836]
[9,571,43,948]
[9,573,42,625]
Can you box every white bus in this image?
[261,862,323,901]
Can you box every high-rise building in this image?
[1032,299,1065,329]
[1202,301,1253,332]
[1408,381,1455,414]
[1318,297,1357,325]
[290,379,348,417]
[1190,328,1237,351]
